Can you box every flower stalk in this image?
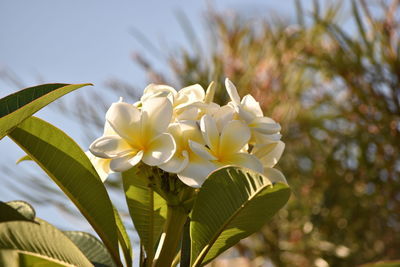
[154,204,188,267]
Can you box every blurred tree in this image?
[131,1,400,266]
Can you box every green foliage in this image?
[0,250,67,267]
[190,167,290,266]
[0,218,94,267]
[113,207,133,267]
[122,165,167,264]
[64,231,115,267]
[8,116,123,266]
[0,201,35,223]
[0,82,133,266]
[15,154,31,164]
[0,200,121,267]
[0,83,91,139]
[17,252,67,267]
[5,200,36,220]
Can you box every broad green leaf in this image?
[122,165,167,262]
[0,201,35,223]
[0,219,93,267]
[0,250,18,267]
[18,252,67,267]
[6,200,36,220]
[113,207,133,267]
[190,167,291,266]
[0,202,31,223]
[0,83,91,139]
[16,155,32,164]
[64,231,114,267]
[0,250,67,267]
[8,116,122,266]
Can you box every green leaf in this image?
[5,200,36,220]
[64,231,115,267]
[0,201,35,223]
[18,252,67,267]
[0,250,68,267]
[8,116,122,266]
[0,250,17,267]
[113,207,133,267]
[0,83,91,140]
[16,155,32,164]
[122,165,167,262]
[0,219,93,267]
[190,167,291,266]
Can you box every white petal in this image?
[249,117,281,134]
[252,142,278,158]
[142,133,176,166]
[110,151,144,172]
[89,135,133,158]
[103,121,117,136]
[159,150,189,173]
[226,153,264,173]
[175,105,199,121]
[142,84,176,102]
[167,121,203,149]
[201,102,220,116]
[177,84,205,104]
[237,105,256,123]
[86,151,113,182]
[178,156,217,188]
[260,141,285,168]
[264,167,288,185]
[189,140,217,161]
[219,120,251,154]
[106,101,141,143]
[167,123,183,146]
[200,114,219,151]
[254,132,282,143]
[180,120,204,144]
[225,78,241,105]
[241,94,263,117]
[213,105,235,132]
[141,97,173,136]
[204,81,216,104]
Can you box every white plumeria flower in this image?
[187,114,263,187]
[158,121,203,173]
[137,83,206,121]
[89,97,176,172]
[85,121,117,182]
[158,121,215,188]
[225,78,282,144]
[224,78,285,169]
[85,151,112,182]
[89,79,286,188]
[252,140,285,168]
[264,167,288,185]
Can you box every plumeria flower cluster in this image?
[89,79,285,188]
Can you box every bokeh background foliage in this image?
[3,0,399,266]
[132,1,400,265]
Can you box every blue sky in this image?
[0,0,302,91]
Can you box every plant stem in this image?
[154,205,188,267]
[180,219,191,267]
